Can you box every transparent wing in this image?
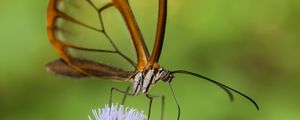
[47,0,137,79]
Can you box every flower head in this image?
[88,103,147,120]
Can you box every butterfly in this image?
[46,0,259,119]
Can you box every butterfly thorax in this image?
[132,67,174,96]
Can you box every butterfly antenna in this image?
[171,70,259,110]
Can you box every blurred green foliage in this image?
[1,0,300,120]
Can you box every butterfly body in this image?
[133,67,174,96]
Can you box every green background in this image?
[1,0,300,120]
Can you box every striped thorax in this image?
[133,67,174,96]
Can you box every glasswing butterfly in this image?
[46,0,259,119]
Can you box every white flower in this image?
[88,103,147,120]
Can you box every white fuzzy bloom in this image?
[88,103,147,120]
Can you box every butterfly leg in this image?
[168,83,180,120]
[120,86,131,105]
[145,94,165,120]
[109,87,166,120]
[109,86,135,107]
